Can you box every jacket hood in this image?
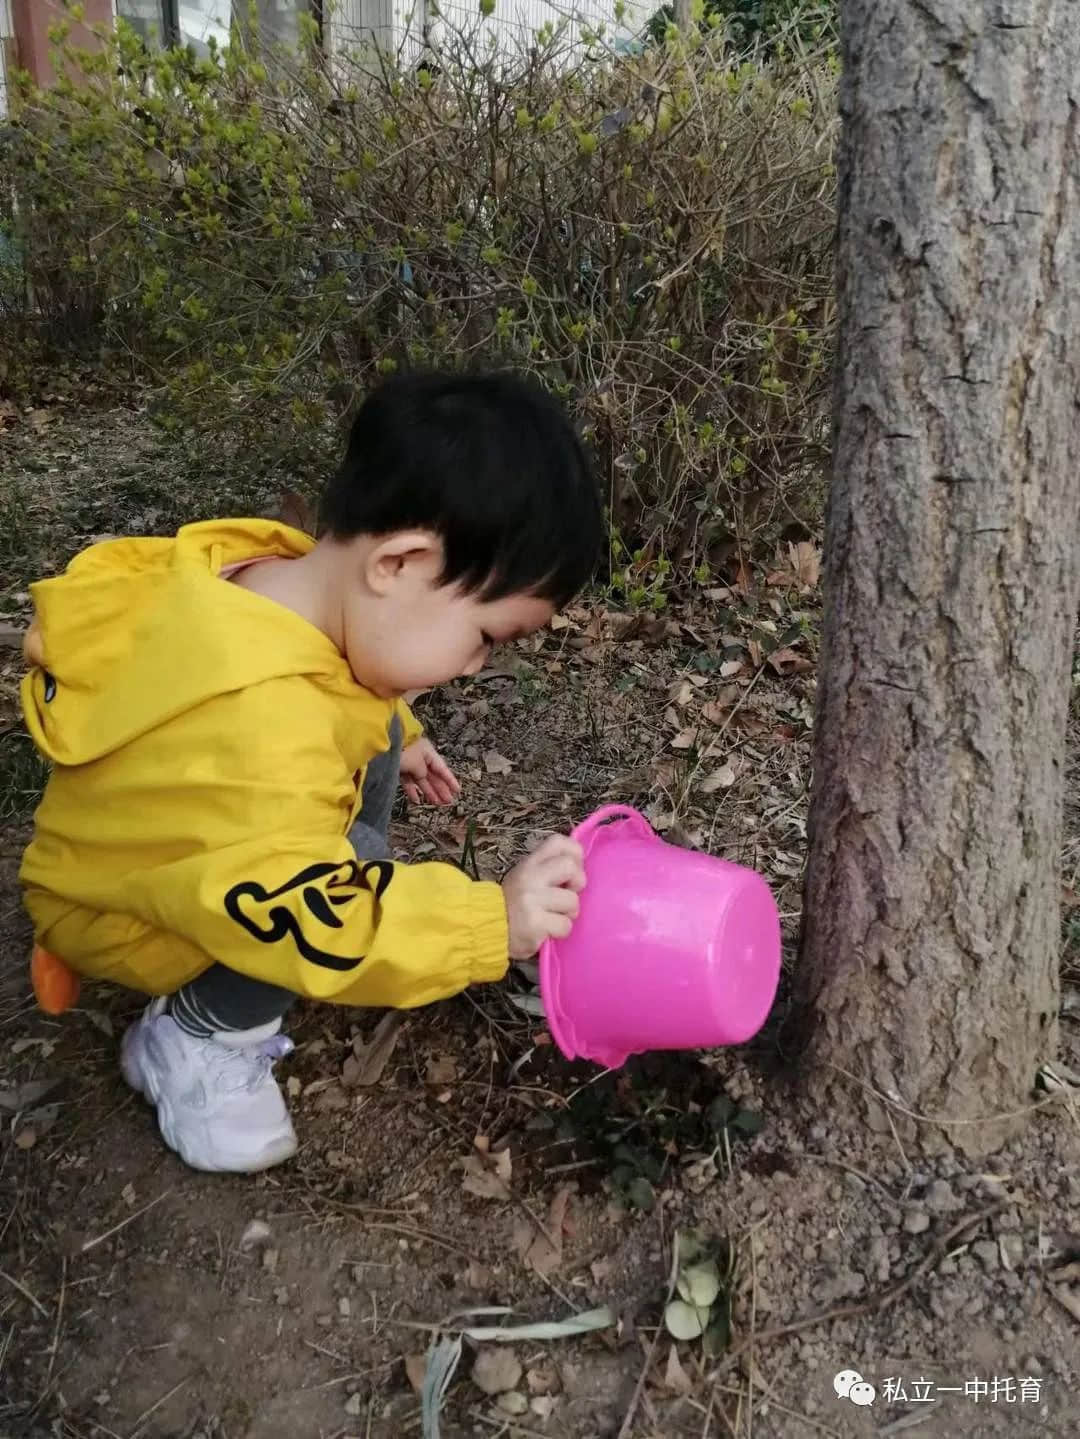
[21,519,356,765]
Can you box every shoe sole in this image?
[122,1021,298,1174]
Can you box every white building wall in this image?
[0,0,13,122]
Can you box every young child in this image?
[19,371,602,1174]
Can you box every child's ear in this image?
[366,532,443,594]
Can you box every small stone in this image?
[496,1392,529,1416]
[262,1248,279,1273]
[924,1179,956,1213]
[813,1267,865,1305]
[903,1208,930,1235]
[530,1395,555,1419]
[964,1291,986,1317]
[316,1313,333,1327]
[869,1236,890,1282]
[939,1256,957,1276]
[274,1285,290,1306]
[972,1240,999,1271]
[240,1219,272,1252]
[344,1392,363,1417]
[338,1296,351,1318]
[999,1234,1023,1270]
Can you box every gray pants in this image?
[168,718,402,1036]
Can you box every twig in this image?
[43,1257,66,1396]
[0,1269,48,1318]
[127,1375,189,1437]
[298,1190,473,1258]
[81,1189,173,1253]
[726,1201,1006,1359]
[824,1060,1073,1128]
[469,1410,554,1439]
[617,1227,680,1439]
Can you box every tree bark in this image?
[793,0,1080,1155]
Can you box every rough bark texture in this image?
[794,0,1080,1155]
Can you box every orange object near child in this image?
[31,945,81,1014]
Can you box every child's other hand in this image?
[502,835,586,960]
[400,739,461,807]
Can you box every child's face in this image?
[336,534,555,697]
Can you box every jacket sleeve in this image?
[395,697,424,747]
[129,834,509,1007]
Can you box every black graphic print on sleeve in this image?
[224,858,395,971]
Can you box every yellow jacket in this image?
[19,520,509,1006]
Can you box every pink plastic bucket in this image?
[539,805,781,1070]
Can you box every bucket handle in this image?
[574,804,656,849]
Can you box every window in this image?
[115,1,318,55]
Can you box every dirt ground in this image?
[1,399,1079,1439]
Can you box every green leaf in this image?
[664,1299,705,1341]
[676,1261,720,1309]
[625,1177,655,1212]
[731,1109,765,1136]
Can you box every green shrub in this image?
[3,8,837,567]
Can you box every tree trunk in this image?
[793,0,1080,1156]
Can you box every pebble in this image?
[338,1297,351,1318]
[903,1207,930,1235]
[274,1285,290,1306]
[496,1392,529,1416]
[344,1393,363,1417]
[999,1234,1023,1270]
[262,1248,279,1273]
[868,1236,890,1282]
[972,1240,999,1271]
[924,1179,956,1213]
[813,1267,865,1305]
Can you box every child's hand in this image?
[400,739,461,807]
[502,835,586,959]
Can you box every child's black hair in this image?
[320,371,602,607]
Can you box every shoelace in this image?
[205,1034,295,1094]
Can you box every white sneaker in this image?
[121,998,298,1173]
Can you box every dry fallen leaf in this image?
[465,1261,494,1290]
[789,540,821,588]
[425,1055,459,1086]
[701,765,737,794]
[461,1146,513,1201]
[472,1346,523,1395]
[484,751,514,776]
[767,647,813,676]
[664,1344,695,1395]
[343,1012,404,1087]
[404,1353,429,1393]
[523,1186,574,1278]
[671,728,698,751]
